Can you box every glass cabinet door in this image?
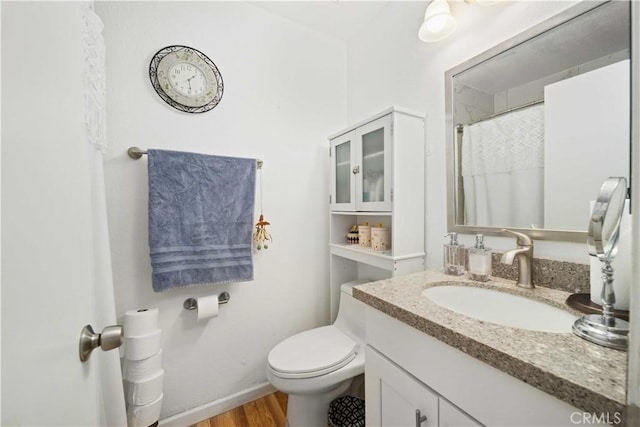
[356,114,392,211]
[330,130,356,211]
[335,141,352,204]
[361,127,384,203]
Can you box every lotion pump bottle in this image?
[468,234,491,282]
[443,232,465,276]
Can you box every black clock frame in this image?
[149,45,224,114]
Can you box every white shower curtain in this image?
[82,2,127,425]
[461,104,545,229]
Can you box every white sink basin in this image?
[422,285,578,333]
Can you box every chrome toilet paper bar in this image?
[183,292,230,310]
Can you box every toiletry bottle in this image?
[443,232,465,276]
[468,234,491,282]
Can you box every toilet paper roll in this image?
[123,350,162,381]
[196,294,219,320]
[589,200,631,310]
[123,308,159,338]
[124,369,164,406]
[126,393,163,427]
[123,329,162,361]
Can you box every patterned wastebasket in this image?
[327,396,365,427]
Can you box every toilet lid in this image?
[268,326,358,379]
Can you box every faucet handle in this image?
[502,229,533,247]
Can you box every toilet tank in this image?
[333,280,369,343]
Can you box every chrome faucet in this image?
[500,229,534,289]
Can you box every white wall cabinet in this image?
[330,114,392,212]
[328,107,426,320]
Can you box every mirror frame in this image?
[628,0,639,413]
[445,0,628,243]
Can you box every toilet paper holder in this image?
[183,292,230,311]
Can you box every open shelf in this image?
[331,211,392,216]
[330,243,395,271]
[329,243,425,272]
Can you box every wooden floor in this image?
[191,392,288,427]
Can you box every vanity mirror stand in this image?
[572,177,629,351]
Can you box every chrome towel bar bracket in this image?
[183,292,230,311]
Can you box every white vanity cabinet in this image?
[328,107,426,320]
[365,307,607,427]
[439,399,482,427]
[366,346,480,427]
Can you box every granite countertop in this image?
[353,269,627,416]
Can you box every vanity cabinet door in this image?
[439,399,483,427]
[366,346,438,427]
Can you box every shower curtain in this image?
[82,2,127,425]
[461,104,545,229]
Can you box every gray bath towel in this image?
[148,149,256,292]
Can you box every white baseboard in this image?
[159,382,276,427]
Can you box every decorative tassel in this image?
[254,214,272,250]
[254,166,272,250]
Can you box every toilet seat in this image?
[268,326,358,379]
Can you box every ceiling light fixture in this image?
[418,0,457,43]
[465,0,498,5]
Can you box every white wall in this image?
[96,1,346,420]
[345,0,591,266]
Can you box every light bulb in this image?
[426,15,448,33]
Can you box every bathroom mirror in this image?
[445,0,631,242]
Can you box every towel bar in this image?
[183,292,230,310]
[128,146,263,169]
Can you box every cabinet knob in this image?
[415,409,427,427]
[352,165,360,175]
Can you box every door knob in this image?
[352,165,360,174]
[79,324,123,362]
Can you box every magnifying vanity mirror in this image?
[445,0,631,242]
[573,177,629,350]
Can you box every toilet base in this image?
[286,378,353,427]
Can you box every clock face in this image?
[168,62,207,97]
[149,45,224,113]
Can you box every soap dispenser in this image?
[468,234,491,282]
[443,232,465,276]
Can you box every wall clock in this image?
[149,45,224,114]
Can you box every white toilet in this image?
[266,280,368,427]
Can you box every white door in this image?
[2,2,126,426]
